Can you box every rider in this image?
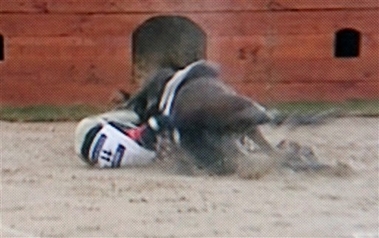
[74,110,171,169]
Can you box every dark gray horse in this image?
[121,61,332,176]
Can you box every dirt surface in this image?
[1,117,378,237]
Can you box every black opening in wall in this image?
[132,16,206,84]
[334,28,361,58]
[0,34,4,61]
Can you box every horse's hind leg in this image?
[244,127,290,162]
[243,128,331,172]
[234,128,283,178]
[275,140,330,171]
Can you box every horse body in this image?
[121,61,278,174]
[122,61,334,176]
[172,76,268,132]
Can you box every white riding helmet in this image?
[74,111,156,168]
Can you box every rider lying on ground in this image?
[74,110,171,168]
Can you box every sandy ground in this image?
[1,117,378,237]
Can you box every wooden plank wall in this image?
[0,0,378,105]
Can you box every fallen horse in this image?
[118,60,352,178]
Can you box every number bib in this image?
[88,124,156,168]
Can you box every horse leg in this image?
[234,128,285,178]
[243,128,331,172]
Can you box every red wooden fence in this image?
[0,0,378,105]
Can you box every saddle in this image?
[159,60,219,116]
